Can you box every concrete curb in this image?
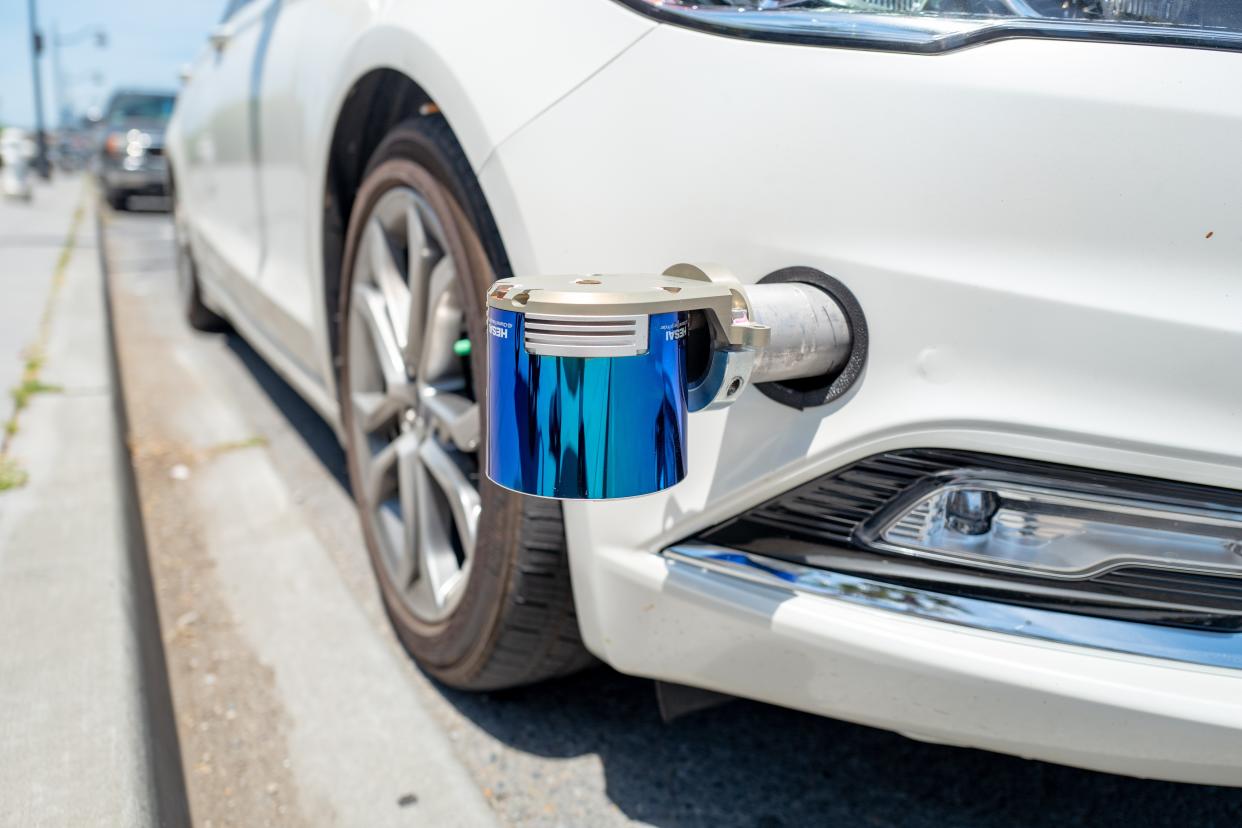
[96,201,192,828]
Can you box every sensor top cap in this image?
[486,266,771,350]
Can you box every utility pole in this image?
[51,24,108,130]
[26,0,50,179]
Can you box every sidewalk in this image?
[0,177,179,826]
[0,177,82,435]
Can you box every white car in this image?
[167,0,1242,787]
[1,128,35,201]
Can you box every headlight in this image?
[126,129,151,158]
[619,0,1242,53]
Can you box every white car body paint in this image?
[167,0,1242,786]
[170,0,653,421]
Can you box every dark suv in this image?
[98,89,176,210]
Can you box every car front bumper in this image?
[481,21,1242,785]
[569,538,1242,785]
[100,158,167,193]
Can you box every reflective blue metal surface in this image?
[664,543,1242,671]
[487,308,688,499]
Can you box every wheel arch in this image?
[319,66,511,377]
[311,5,652,406]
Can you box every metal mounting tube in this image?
[745,283,852,384]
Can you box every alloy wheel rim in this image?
[347,184,481,623]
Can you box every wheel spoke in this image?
[394,433,420,588]
[352,282,410,392]
[365,217,411,352]
[352,390,403,435]
[421,389,480,453]
[365,431,420,588]
[418,437,481,557]
[417,256,461,384]
[409,458,459,610]
[365,431,401,507]
[406,201,440,286]
[403,202,438,368]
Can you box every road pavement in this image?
[81,195,1242,826]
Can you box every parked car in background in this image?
[98,89,176,210]
[0,127,35,202]
[166,0,1242,787]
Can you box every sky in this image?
[0,0,222,129]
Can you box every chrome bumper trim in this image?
[662,543,1242,672]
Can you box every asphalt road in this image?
[102,201,1242,828]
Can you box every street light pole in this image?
[51,24,108,130]
[26,0,50,179]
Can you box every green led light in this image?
[453,338,471,357]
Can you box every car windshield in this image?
[108,94,175,125]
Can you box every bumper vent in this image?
[1096,567,1242,608]
[740,453,941,545]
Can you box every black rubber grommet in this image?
[754,266,868,410]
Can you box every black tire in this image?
[105,187,128,210]
[171,189,228,332]
[338,116,593,690]
[183,267,227,332]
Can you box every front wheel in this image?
[171,187,227,332]
[338,117,593,690]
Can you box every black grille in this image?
[741,453,949,544]
[697,449,1242,632]
[1096,567,1242,611]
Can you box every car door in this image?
[248,0,323,380]
[193,0,331,404]
[187,0,270,318]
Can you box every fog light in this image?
[862,473,1242,579]
[944,488,1000,536]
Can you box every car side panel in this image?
[195,1,270,298]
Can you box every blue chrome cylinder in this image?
[486,308,688,499]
